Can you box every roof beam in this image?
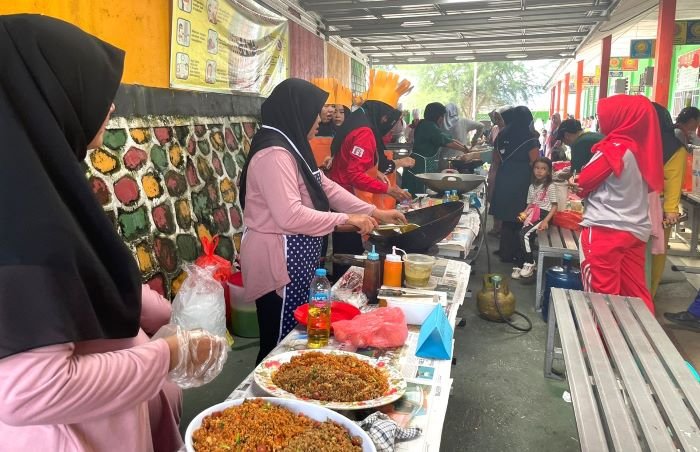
[323,5,609,26]
[363,39,580,54]
[329,17,607,37]
[353,31,589,48]
[329,14,605,33]
[300,0,522,13]
[369,51,565,65]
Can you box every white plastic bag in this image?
[171,265,227,339]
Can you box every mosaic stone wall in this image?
[86,116,258,299]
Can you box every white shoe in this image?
[511,267,521,279]
[520,263,536,278]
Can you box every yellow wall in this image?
[0,0,171,88]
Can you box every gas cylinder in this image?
[477,274,516,321]
[541,253,583,322]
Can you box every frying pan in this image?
[369,202,464,252]
[335,202,462,253]
[414,173,485,195]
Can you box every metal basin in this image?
[368,202,464,253]
[415,173,486,195]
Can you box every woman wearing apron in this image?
[328,70,415,278]
[239,79,406,364]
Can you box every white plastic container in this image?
[384,297,441,325]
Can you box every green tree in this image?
[385,62,539,118]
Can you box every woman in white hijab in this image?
[442,103,485,147]
[439,103,485,170]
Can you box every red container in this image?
[293,302,361,331]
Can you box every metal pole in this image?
[472,62,478,119]
[653,0,676,107]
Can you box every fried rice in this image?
[192,399,362,452]
[271,352,389,402]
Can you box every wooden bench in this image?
[545,288,700,451]
[535,225,580,312]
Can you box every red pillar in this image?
[599,35,612,100]
[575,60,584,119]
[653,0,676,107]
[556,80,562,114]
[563,73,571,118]
[550,87,556,116]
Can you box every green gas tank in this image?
[477,274,516,321]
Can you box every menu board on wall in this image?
[170,0,289,95]
[676,49,700,92]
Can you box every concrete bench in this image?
[535,225,579,311]
[545,288,700,451]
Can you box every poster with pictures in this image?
[170,0,289,95]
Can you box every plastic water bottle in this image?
[443,191,451,203]
[307,268,331,348]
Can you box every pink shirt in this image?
[241,146,375,302]
[0,286,172,451]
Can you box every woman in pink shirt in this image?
[0,15,227,450]
[239,79,406,363]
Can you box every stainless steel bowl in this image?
[414,173,486,195]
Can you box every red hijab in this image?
[592,95,663,192]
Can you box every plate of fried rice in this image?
[186,397,375,452]
[254,349,406,410]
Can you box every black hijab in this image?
[0,15,141,359]
[331,100,400,173]
[652,102,683,163]
[240,78,330,211]
[423,102,447,123]
[497,106,540,159]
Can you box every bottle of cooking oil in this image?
[307,268,331,348]
[450,190,459,202]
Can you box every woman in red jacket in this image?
[577,95,663,313]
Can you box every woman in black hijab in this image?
[239,79,406,363]
[490,106,541,264]
[0,15,227,449]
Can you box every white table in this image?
[226,259,471,452]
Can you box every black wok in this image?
[369,202,464,253]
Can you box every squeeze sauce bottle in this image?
[383,246,403,287]
[362,245,382,305]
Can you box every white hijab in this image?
[443,103,460,132]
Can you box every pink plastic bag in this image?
[332,307,408,349]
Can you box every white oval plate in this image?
[185,397,376,452]
[254,349,406,410]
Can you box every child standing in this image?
[513,157,558,279]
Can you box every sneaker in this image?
[520,263,536,278]
[511,267,521,279]
[664,311,700,332]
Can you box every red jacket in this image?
[328,126,388,194]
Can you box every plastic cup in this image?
[403,254,437,287]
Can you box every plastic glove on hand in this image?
[153,324,228,389]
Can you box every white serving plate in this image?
[254,349,406,410]
[185,397,376,452]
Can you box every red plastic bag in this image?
[552,210,583,232]
[332,307,408,349]
[195,236,232,283]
